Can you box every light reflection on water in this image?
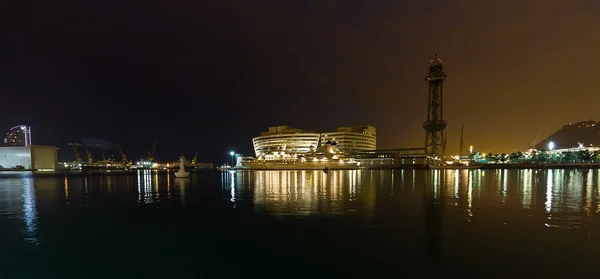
[246,170,376,217]
[2,169,600,245]
[232,169,600,231]
[21,178,39,245]
[467,170,473,221]
[174,178,188,207]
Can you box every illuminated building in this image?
[252,125,376,157]
[4,125,32,147]
[0,145,58,170]
[252,126,320,156]
[321,126,377,153]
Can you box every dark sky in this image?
[2,0,600,162]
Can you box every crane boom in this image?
[192,151,198,165]
[118,144,127,162]
[84,145,93,164]
[148,140,156,161]
[68,143,82,163]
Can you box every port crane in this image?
[95,151,115,165]
[117,144,129,164]
[68,143,82,163]
[191,151,198,166]
[147,140,156,161]
[84,145,93,164]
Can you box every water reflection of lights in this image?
[167,171,172,200]
[136,170,156,205]
[496,170,502,196]
[175,178,187,207]
[154,171,159,200]
[64,176,69,204]
[230,171,235,204]
[253,170,372,216]
[332,171,339,200]
[137,171,143,205]
[22,178,39,244]
[356,170,362,195]
[502,170,508,205]
[467,171,473,221]
[546,170,553,214]
[312,171,318,194]
[349,170,357,201]
[522,169,533,209]
[294,171,299,196]
[144,171,152,204]
[220,170,236,205]
[389,170,395,199]
[597,169,600,191]
[400,169,405,190]
[84,177,89,207]
[597,170,600,213]
[454,170,459,199]
[106,176,113,195]
[585,170,593,221]
[432,170,440,200]
[476,170,483,197]
[321,172,328,197]
[412,169,416,192]
[258,171,265,190]
[566,170,582,212]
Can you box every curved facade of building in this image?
[252,126,320,156]
[252,125,376,156]
[4,125,31,147]
[321,126,377,153]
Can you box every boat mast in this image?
[317,134,322,148]
[459,124,464,158]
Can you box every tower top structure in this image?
[425,53,447,81]
[422,53,448,163]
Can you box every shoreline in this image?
[3,163,600,177]
[477,163,600,169]
[0,169,221,178]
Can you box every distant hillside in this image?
[535,120,600,150]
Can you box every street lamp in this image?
[469,145,474,155]
[230,151,235,168]
[548,141,554,164]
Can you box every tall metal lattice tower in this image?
[422,53,448,163]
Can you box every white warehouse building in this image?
[252,125,376,157]
[0,145,59,171]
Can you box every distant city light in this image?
[548,141,555,151]
[230,151,235,168]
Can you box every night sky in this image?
[2,0,600,163]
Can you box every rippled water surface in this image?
[1,169,600,278]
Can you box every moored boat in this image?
[242,140,360,170]
[174,156,190,178]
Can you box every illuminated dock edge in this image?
[237,148,429,170]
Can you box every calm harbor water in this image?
[1,169,600,278]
